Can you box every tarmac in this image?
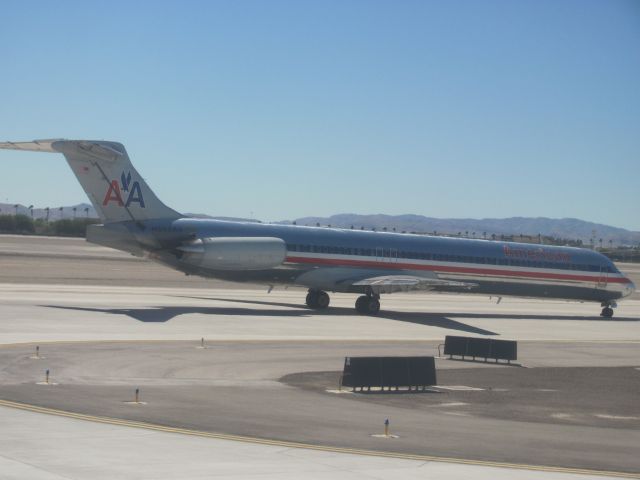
[1,235,639,479]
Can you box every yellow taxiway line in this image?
[0,398,637,479]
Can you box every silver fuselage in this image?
[91,217,636,304]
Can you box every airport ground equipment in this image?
[341,356,436,391]
[443,335,517,363]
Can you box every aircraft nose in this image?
[623,279,636,298]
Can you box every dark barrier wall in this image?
[342,356,437,389]
[444,336,517,361]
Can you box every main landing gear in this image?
[305,289,382,315]
[600,301,615,319]
[306,289,330,310]
[355,294,380,315]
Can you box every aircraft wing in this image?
[294,267,477,294]
[349,274,477,295]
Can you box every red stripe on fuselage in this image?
[284,256,631,284]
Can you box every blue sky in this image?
[1,0,638,229]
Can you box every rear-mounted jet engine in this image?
[178,237,286,270]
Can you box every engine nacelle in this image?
[179,237,286,270]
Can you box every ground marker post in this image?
[384,418,389,437]
[135,388,140,404]
[36,345,40,359]
[45,369,50,384]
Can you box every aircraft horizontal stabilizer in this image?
[0,140,61,152]
[0,140,125,162]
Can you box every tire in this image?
[367,298,381,315]
[316,291,330,309]
[601,307,614,318]
[355,295,368,314]
[306,291,319,309]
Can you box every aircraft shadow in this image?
[171,295,500,336]
[41,300,498,336]
[175,295,640,323]
[41,295,637,336]
[41,304,312,323]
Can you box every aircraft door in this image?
[376,247,397,263]
[596,266,608,289]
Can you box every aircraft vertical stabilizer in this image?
[0,140,182,223]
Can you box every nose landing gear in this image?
[600,301,615,318]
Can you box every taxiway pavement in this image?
[0,235,639,479]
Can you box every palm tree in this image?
[14,204,19,215]
[45,207,50,222]
[58,206,63,219]
[84,207,89,218]
[72,207,77,218]
[599,238,603,250]
[28,205,34,218]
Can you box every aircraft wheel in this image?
[316,291,330,309]
[600,306,614,318]
[355,295,368,313]
[306,290,319,309]
[367,298,381,315]
[355,295,380,315]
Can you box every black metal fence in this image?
[341,356,437,391]
[443,335,517,363]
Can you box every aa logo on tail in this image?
[102,171,146,208]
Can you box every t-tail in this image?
[0,139,181,223]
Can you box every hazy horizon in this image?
[2,200,639,234]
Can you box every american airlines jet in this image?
[0,140,635,317]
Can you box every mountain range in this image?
[285,214,640,246]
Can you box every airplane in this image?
[0,139,635,318]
